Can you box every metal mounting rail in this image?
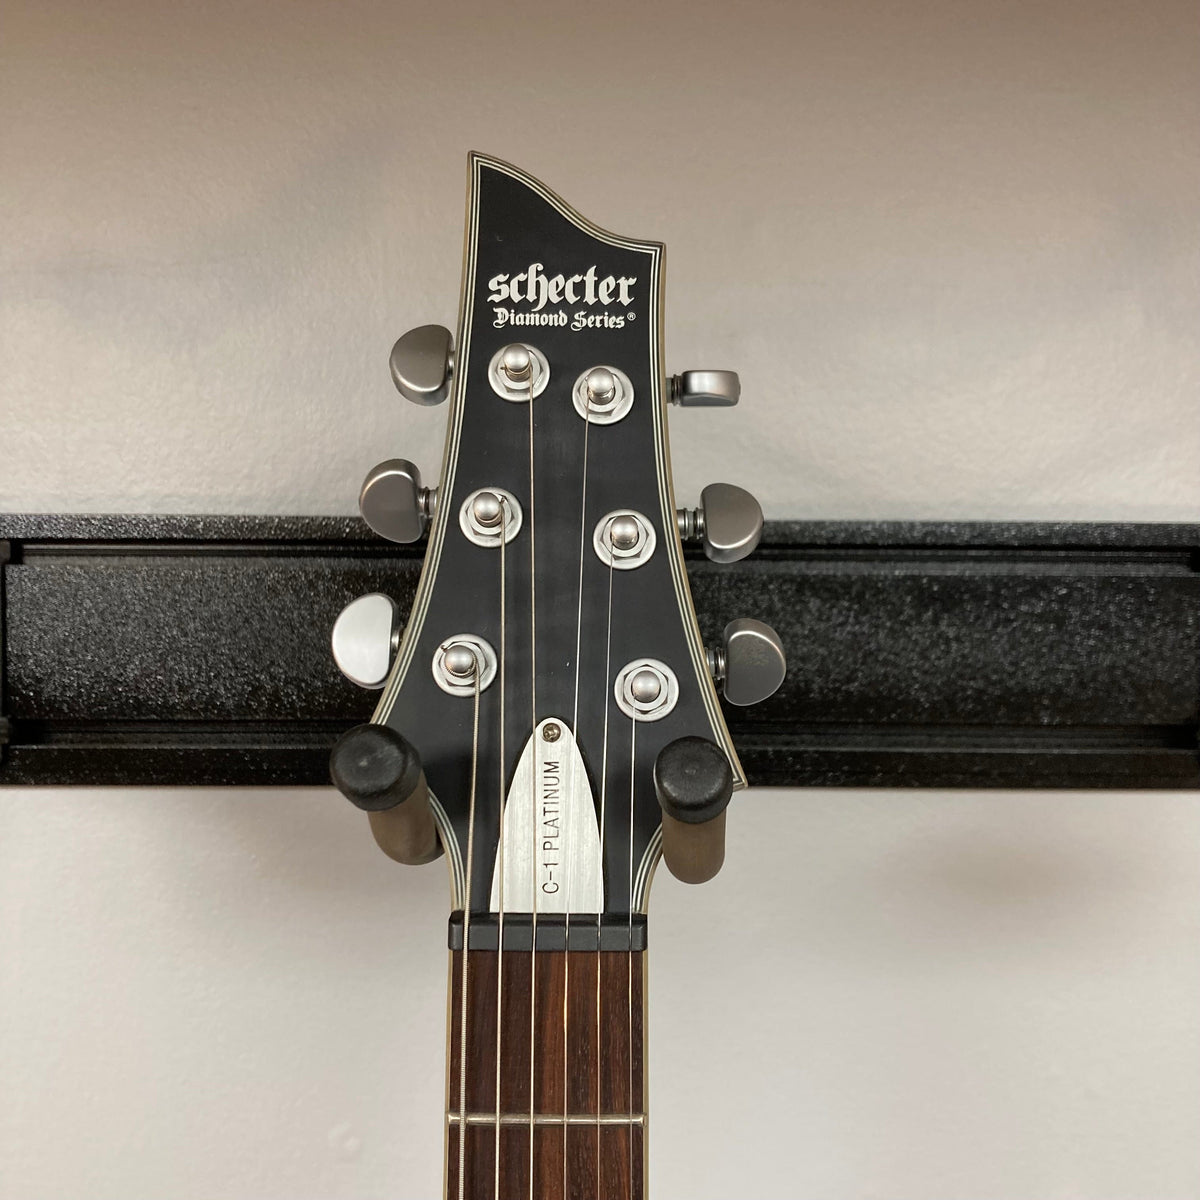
[0,514,1196,789]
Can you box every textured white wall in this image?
[1,0,1199,1197]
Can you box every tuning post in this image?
[459,487,522,548]
[629,670,661,703]
[390,325,454,406]
[677,482,763,563]
[443,645,478,679]
[500,344,532,382]
[669,369,740,407]
[707,618,787,706]
[593,509,656,569]
[615,658,679,721]
[610,515,640,549]
[473,492,502,526]
[432,634,497,696]
[572,364,634,424]
[587,368,615,404]
[489,342,550,401]
[359,459,437,544]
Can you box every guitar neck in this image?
[447,925,647,1200]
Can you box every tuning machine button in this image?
[390,325,453,405]
[359,459,437,543]
[331,593,401,689]
[677,483,763,563]
[669,370,740,407]
[654,736,734,884]
[707,618,786,706]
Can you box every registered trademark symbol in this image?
[627,311,636,321]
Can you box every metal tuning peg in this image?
[389,324,454,405]
[331,593,400,689]
[668,370,740,407]
[330,724,442,865]
[677,482,763,563]
[653,737,734,884]
[359,459,437,543]
[708,618,787,706]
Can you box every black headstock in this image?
[331,154,781,934]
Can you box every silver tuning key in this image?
[390,325,454,405]
[678,483,763,563]
[332,593,401,689]
[359,459,437,543]
[669,370,740,407]
[707,618,787,706]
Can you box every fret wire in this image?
[449,1113,645,1126]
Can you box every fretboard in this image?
[447,933,646,1200]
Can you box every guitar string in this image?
[596,550,615,1200]
[456,664,482,1200]
[493,498,508,1200]
[526,368,538,1200]
[627,714,637,1197]
[565,388,593,1194]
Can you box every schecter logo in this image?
[486,262,636,331]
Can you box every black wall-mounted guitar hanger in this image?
[2,513,1196,791]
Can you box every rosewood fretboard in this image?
[447,944,646,1200]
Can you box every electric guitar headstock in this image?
[328,154,785,1198]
